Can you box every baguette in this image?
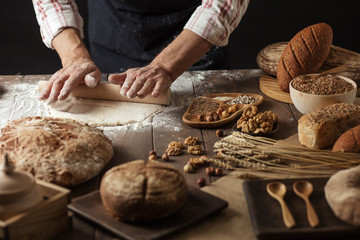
[332,124,360,153]
[277,23,333,92]
[298,103,360,149]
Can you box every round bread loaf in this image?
[100,160,188,222]
[0,117,113,187]
[332,124,360,153]
[277,23,333,92]
[324,165,360,226]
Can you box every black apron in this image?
[87,0,227,73]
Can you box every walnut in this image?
[168,141,184,149]
[243,106,258,118]
[189,157,205,167]
[184,136,199,146]
[166,146,182,156]
[188,145,203,155]
[264,111,279,123]
[166,141,184,156]
[236,108,278,134]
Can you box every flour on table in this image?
[48,96,163,126]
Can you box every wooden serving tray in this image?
[243,178,360,240]
[182,93,263,128]
[68,187,228,240]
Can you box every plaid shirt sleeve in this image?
[32,0,84,49]
[184,0,250,46]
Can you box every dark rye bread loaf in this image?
[332,124,360,153]
[277,23,333,92]
[100,160,188,222]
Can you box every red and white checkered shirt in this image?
[32,0,249,49]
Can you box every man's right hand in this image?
[39,56,101,101]
[39,28,101,101]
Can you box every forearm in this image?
[52,28,91,67]
[151,29,213,80]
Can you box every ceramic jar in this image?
[0,154,44,220]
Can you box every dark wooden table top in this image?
[0,70,302,240]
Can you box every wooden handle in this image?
[37,81,172,105]
[279,199,296,229]
[305,199,319,227]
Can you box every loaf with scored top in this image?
[277,23,333,92]
[100,160,188,222]
[298,103,360,149]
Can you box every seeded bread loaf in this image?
[277,23,333,92]
[100,160,188,222]
[332,124,360,153]
[298,103,360,149]
[0,117,113,186]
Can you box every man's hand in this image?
[108,63,173,98]
[39,28,101,101]
[39,57,101,101]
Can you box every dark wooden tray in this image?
[182,93,263,128]
[68,187,228,240]
[243,177,360,240]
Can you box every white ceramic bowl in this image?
[289,74,357,114]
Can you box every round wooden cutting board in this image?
[259,75,360,105]
[259,75,292,103]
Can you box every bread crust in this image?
[277,23,333,92]
[100,160,188,222]
[0,117,113,186]
[332,124,360,152]
[298,103,360,149]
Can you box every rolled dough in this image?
[49,96,163,126]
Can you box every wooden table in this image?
[0,70,302,240]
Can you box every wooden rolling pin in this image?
[38,81,172,105]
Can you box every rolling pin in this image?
[38,81,172,105]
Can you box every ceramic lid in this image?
[0,154,34,197]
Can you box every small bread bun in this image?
[324,165,360,226]
[100,160,188,222]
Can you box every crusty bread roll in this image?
[332,124,360,153]
[298,103,360,149]
[277,23,333,92]
[100,160,188,222]
[324,165,360,226]
[0,117,113,186]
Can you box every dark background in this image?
[1,0,359,75]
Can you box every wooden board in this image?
[68,187,228,240]
[259,75,292,104]
[182,93,263,128]
[259,75,360,105]
[243,178,360,240]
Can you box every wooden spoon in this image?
[299,65,347,80]
[293,180,319,227]
[266,182,296,228]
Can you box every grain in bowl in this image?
[289,74,357,114]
